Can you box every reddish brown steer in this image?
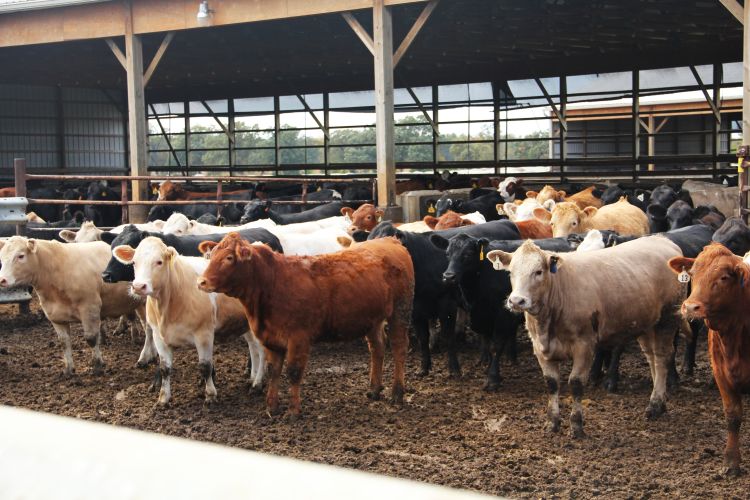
[157,180,250,201]
[197,233,414,418]
[669,243,750,476]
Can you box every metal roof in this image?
[0,0,109,14]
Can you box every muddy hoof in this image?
[366,390,382,401]
[645,400,666,420]
[483,378,500,392]
[91,362,105,376]
[417,367,430,378]
[602,378,618,393]
[390,388,405,405]
[204,396,217,407]
[723,465,742,478]
[570,426,585,439]
[448,369,462,380]
[153,400,170,410]
[545,420,561,434]
[286,412,301,423]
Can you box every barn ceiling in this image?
[0,0,742,102]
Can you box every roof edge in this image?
[0,0,110,14]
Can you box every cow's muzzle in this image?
[681,300,706,320]
[196,277,214,293]
[442,272,458,286]
[506,294,530,312]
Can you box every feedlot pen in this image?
[1,301,748,498]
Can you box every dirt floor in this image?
[0,300,748,499]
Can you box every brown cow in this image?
[669,244,750,476]
[423,210,475,230]
[0,187,16,197]
[527,185,602,210]
[157,180,251,201]
[196,233,414,418]
[514,219,553,239]
[342,204,383,234]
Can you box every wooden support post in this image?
[492,82,499,173]
[341,12,374,55]
[713,63,723,176]
[14,158,27,236]
[373,0,397,213]
[559,76,567,182]
[216,179,223,217]
[719,0,744,24]
[632,70,641,180]
[228,98,236,174]
[432,85,439,167]
[647,114,656,171]
[125,1,148,222]
[184,99,190,175]
[120,179,129,224]
[323,93,330,173]
[690,65,722,124]
[741,2,750,219]
[143,32,175,87]
[393,0,439,68]
[274,95,281,176]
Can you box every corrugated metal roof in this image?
[0,0,110,14]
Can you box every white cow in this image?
[161,212,276,236]
[499,198,555,222]
[113,237,265,406]
[0,237,149,375]
[59,221,165,243]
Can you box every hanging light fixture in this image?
[196,1,214,27]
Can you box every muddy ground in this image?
[0,300,748,499]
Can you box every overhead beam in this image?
[373,0,396,208]
[296,94,330,140]
[104,38,126,70]
[341,12,374,55]
[143,31,175,87]
[393,0,439,67]
[689,65,722,123]
[719,0,744,24]
[405,87,439,136]
[201,100,234,143]
[535,78,567,132]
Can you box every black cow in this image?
[83,181,121,227]
[240,200,345,225]
[367,220,521,379]
[712,217,750,256]
[0,216,82,241]
[435,191,503,221]
[431,234,565,390]
[665,201,725,231]
[100,225,282,284]
[147,202,235,223]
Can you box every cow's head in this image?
[0,237,40,288]
[665,200,693,231]
[435,196,461,217]
[240,200,271,224]
[648,184,678,209]
[197,232,253,296]
[342,204,383,234]
[487,240,562,315]
[157,180,186,201]
[528,185,565,205]
[713,217,750,256]
[423,210,474,231]
[540,202,594,238]
[646,204,669,233]
[669,243,748,329]
[431,233,489,286]
[59,221,103,243]
[101,225,145,283]
[162,212,193,236]
[113,237,177,297]
[498,177,522,202]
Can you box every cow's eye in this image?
[535,270,542,276]
[366,215,372,220]
[226,255,234,262]
[156,260,163,266]
[572,221,577,227]
[720,274,729,281]
[17,254,24,260]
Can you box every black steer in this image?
[435,191,503,221]
[713,217,750,256]
[84,181,121,227]
[240,199,345,225]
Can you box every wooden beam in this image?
[124,0,148,215]
[405,87,439,136]
[655,116,670,133]
[719,0,744,24]
[535,78,567,132]
[341,12,374,55]
[105,38,126,70]
[741,1,750,219]
[373,0,396,207]
[393,0,438,67]
[296,94,330,140]
[143,31,175,87]
[689,65,722,123]
[201,100,234,144]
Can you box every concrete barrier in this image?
[0,406,497,500]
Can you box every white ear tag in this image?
[492,260,504,271]
[637,193,645,202]
[678,270,690,283]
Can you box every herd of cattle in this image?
[1,175,749,477]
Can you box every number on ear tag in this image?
[678,270,690,283]
[492,260,503,271]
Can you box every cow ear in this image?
[198,240,218,256]
[496,203,506,216]
[112,245,135,265]
[548,254,563,273]
[486,250,512,270]
[100,232,117,245]
[337,236,353,248]
[375,209,384,221]
[583,206,598,218]
[25,239,37,254]
[668,256,695,274]
[188,221,196,229]
[429,234,449,250]
[526,190,539,199]
[460,218,474,226]
[165,247,178,261]
[341,207,354,218]
[152,220,165,231]
[237,244,253,261]
[533,207,551,223]
[59,230,77,242]
[647,204,666,220]
[423,216,438,229]
[0,240,4,251]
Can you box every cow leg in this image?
[388,317,409,406]
[81,312,104,375]
[285,341,310,419]
[151,329,173,407]
[682,320,702,376]
[505,324,518,365]
[589,348,607,386]
[196,338,217,405]
[413,316,432,377]
[365,325,386,400]
[639,328,671,419]
[569,346,594,439]
[265,348,286,416]
[537,357,561,434]
[135,307,157,367]
[715,373,743,476]
[439,303,460,378]
[113,315,128,336]
[244,332,265,392]
[51,322,75,376]
[603,344,624,393]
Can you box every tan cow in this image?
[487,236,685,437]
[537,197,648,238]
[113,237,264,406]
[0,237,149,375]
[527,185,602,210]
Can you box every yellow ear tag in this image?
[479,246,484,261]
[152,187,158,195]
[102,191,107,197]
[427,204,436,214]
[739,157,746,174]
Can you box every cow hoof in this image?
[448,369,462,380]
[483,381,500,392]
[91,362,105,376]
[723,465,742,477]
[154,400,170,410]
[417,369,430,378]
[602,379,618,393]
[204,398,217,407]
[286,412,301,423]
[390,387,405,406]
[366,390,382,401]
[645,401,666,420]
[59,369,75,380]
[545,420,561,434]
